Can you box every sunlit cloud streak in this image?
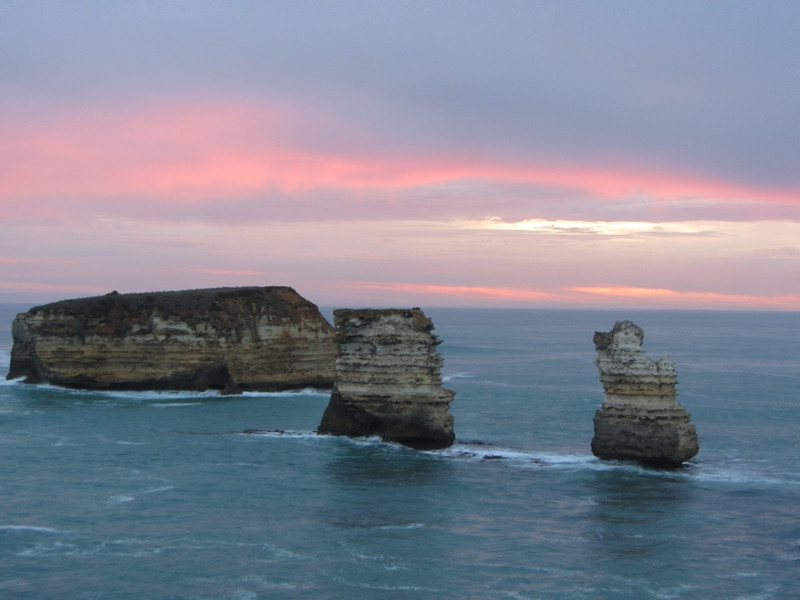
[1,100,797,226]
[462,218,717,237]
[342,281,800,311]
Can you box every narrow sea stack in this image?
[318,308,455,449]
[591,320,699,467]
[7,287,336,392]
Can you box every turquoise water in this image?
[1,306,798,599]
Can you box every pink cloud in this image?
[1,100,797,225]
[189,268,264,276]
[349,281,566,302]
[0,281,107,294]
[341,281,799,310]
[570,286,800,310]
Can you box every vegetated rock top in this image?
[27,286,311,319]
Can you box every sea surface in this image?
[1,305,798,599]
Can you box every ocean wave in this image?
[433,442,599,468]
[432,442,800,487]
[441,372,473,382]
[0,580,28,590]
[0,379,331,403]
[690,464,796,487]
[242,387,330,398]
[107,495,135,505]
[142,485,175,495]
[238,429,321,440]
[0,525,71,534]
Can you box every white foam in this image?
[102,389,220,401]
[242,387,330,398]
[0,380,332,405]
[442,372,473,382]
[142,486,174,494]
[239,429,320,440]
[107,495,135,505]
[368,522,425,531]
[434,442,598,468]
[0,525,70,534]
[350,582,439,592]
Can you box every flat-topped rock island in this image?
[7,287,336,393]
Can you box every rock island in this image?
[591,320,699,466]
[7,287,336,393]
[318,308,455,449]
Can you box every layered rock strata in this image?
[318,308,455,449]
[591,320,699,466]
[8,287,336,393]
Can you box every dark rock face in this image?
[591,320,699,467]
[318,308,455,449]
[7,287,336,392]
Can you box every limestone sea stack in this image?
[7,287,336,393]
[591,320,699,466]
[318,308,455,449]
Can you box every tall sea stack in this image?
[318,308,455,449]
[7,287,336,392]
[591,320,699,467]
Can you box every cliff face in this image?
[7,287,336,392]
[591,320,699,466]
[318,308,455,449]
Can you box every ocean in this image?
[0,305,798,599]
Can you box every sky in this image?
[1,1,798,310]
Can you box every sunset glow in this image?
[1,3,797,311]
